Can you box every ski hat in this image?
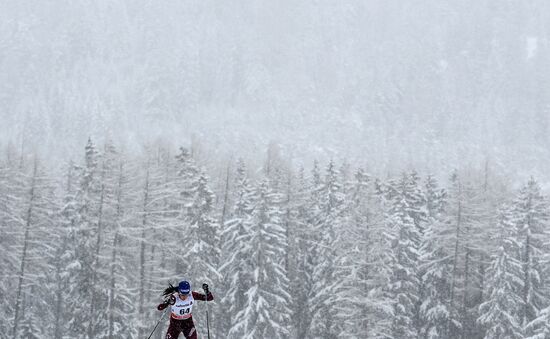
[178,280,191,294]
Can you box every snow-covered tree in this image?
[50,162,80,339]
[132,149,181,339]
[525,306,550,339]
[335,168,390,338]
[308,160,345,339]
[222,159,255,339]
[3,138,550,339]
[446,171,490,338]
[510,178,549,327]
[232,179,291,339]
[419,176,457,338]
[172,146,201,275]
[105,159,137,339]
[183,172,221,335]
[0,156,26,336]
[67,138,102,337]
[184,172,221,282]
[477,206,524,339]
[87,142,123,338]
[285,167,314,339]
[383,191,421,339]
[12,158,57,338]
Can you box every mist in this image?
[1,0,549,180]
[2,1,550,339]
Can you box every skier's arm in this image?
[157,295,176,310]
[192,290,214,301]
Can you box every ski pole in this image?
[203,284,211,339]
[147,307,168,339]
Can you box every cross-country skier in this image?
[157,280,214,339]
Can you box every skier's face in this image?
[178,292,189,299]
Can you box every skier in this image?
[157,280,214,339]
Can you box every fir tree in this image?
[0,157,26,336]
[419,176,456,338]
[223,159,255,339]
[525,306,550,339]
[477,206,524,339]
[233,179,291,339]
[12,158,57,337]
[172,146,201,276]
[384,192,421,339]
[260,165,318,339]
[308,161,345,339]
[511,178,549,327]
[68,138,102,338]
[132,153,176,339]
[51,161,80,339]
[335,168,390,338]
[87,142,121,338]
[106,159,137,339]
[446,171,489,338]
[285,167,312,339]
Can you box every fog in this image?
[1,0,549,179]
[4,2,550,338]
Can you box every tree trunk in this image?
[448,181,463,336]
[12,160,37,337]
[108,163,125,339]
[88,183,105,339]
[138,168,150,338]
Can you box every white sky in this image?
[1,0,549,182]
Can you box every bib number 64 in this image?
[180,308,190,315]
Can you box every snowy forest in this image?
[2,0,550,338]
[1,140,550,339]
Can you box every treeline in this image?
[1,139,550,339]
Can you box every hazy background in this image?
[1,0,549,181]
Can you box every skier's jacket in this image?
[157,291,214,320]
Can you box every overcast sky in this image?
[1,0,549,181]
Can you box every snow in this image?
[2,1,550,338]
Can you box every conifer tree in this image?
[223,159,255,339]
[446,171,488,337]
[233,179,291,339]
[0,158,26,336]
[106,159,137,339]
[525,306,550,339]
[88,142,121,338]
[68,138,102,337]
[308,161,345,339]
[419,176,456,338]
[12,158,57,338]
[384,191,421,339]
[19,310,41,339]
[146,146,180,339]
[51,161,80,339]
[285,167,312,339]
[511,178,549,327]
[185,173,220,280]
[132,152,176,338]
[172,146,201,276]
[477,206,524,339]
[335,168,389,338]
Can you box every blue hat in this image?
[178,280,190,294]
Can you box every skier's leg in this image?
[185,327,197,339]
[181,319,197,339]
[165,319,182,339]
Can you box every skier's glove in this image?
[166,295,176,305]
[202,283,209,294]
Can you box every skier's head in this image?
[178,280,190,295]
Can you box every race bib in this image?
[170,294,194,319]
